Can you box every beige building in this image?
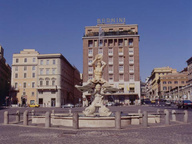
[146,66,177,100]
[158,69,188,100]
[82,23,140,105]
[0,46,11,106]
[11,49,39,106]
[11,49,81,107]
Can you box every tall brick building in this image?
[0,46,11,106]
[82,22,140,105]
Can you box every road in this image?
[0,105,192,144]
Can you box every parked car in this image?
[177,100,192,109]
[29,104,40,108]
[62,103,74,108]
[75,103,82,107]
[106,102,115,106]
[151,100,156,104]
[165,101,171,106]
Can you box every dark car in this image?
[177,100,192,109]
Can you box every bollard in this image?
[184,110,188,123]
[16,110,20,123]
[142,111,148,127]
[31,110,35,117]
[23,110,28,126]
[45,111,51,128]
[115,111,121,129]
[4,111,9,124]
[138,109,141,114]
[171,110,176,121]
[157,109,160,114]
[52,110,55,115]
[164,109,170,125]
[73,112,79,129]
[138,109,142,124]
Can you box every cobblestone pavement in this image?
[0,105,192,144]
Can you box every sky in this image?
[0,0,192,81]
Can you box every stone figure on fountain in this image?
[75,54,119,116]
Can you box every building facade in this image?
[0,46,11,106]
[158,70,188,100]
[146,67,177,100]
[11,49,81,107]
[82,23,140,105]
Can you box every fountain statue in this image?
[75,54,119,116]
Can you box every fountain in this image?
[75,54,119,116]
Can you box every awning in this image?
[118,84,124,89]
[129,83,135,88]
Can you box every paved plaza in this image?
[0,105,192,144]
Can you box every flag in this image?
[99,27,104,48]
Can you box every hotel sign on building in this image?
[97,18,126,24]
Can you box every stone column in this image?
[171,110,176,121]
[45,111,51,128]
[23,110,28,126]
[115,111,121,129]
[16,110,20,123]
[73,112,79,129]
[164,109,170,125]
[4,111,9,124]
[184,110,188,123]
[142,111,148,127]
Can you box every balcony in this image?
[119,61,124,65]
[119,70,124,74]
[108,71,113,74]
[88,71,93,74]
[129,52,134,55]
[108,61,113,65]
[129,70,134,73]
[37,85,57,90]
[119,52,124,56]
[88,53,93,57]
[84,30,138,37]
[129,61,134,64]
[108,52,113,56]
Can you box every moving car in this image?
[29,104,40,108]
[62,103,74,108]
[165,101,171,106]
[177,100,192,109]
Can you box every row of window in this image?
[88,65,134,73]
[162,81,185,84]
[40,68,56,75]
[15,73,36,78]
[14,79,56,88]
[16,58,36,63]
[15,66,36,71]
[88,39,133,47]
[88,47,134,55]
[88,56,134,65]
[15,58,56,65]
[88,74,135,81]
[40,59,56,65]
[15,82,35,89]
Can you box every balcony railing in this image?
[37,85,57,90]
[84,30,138,37]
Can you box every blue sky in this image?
[0,0,191,81]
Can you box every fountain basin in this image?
[32,113,160,128]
